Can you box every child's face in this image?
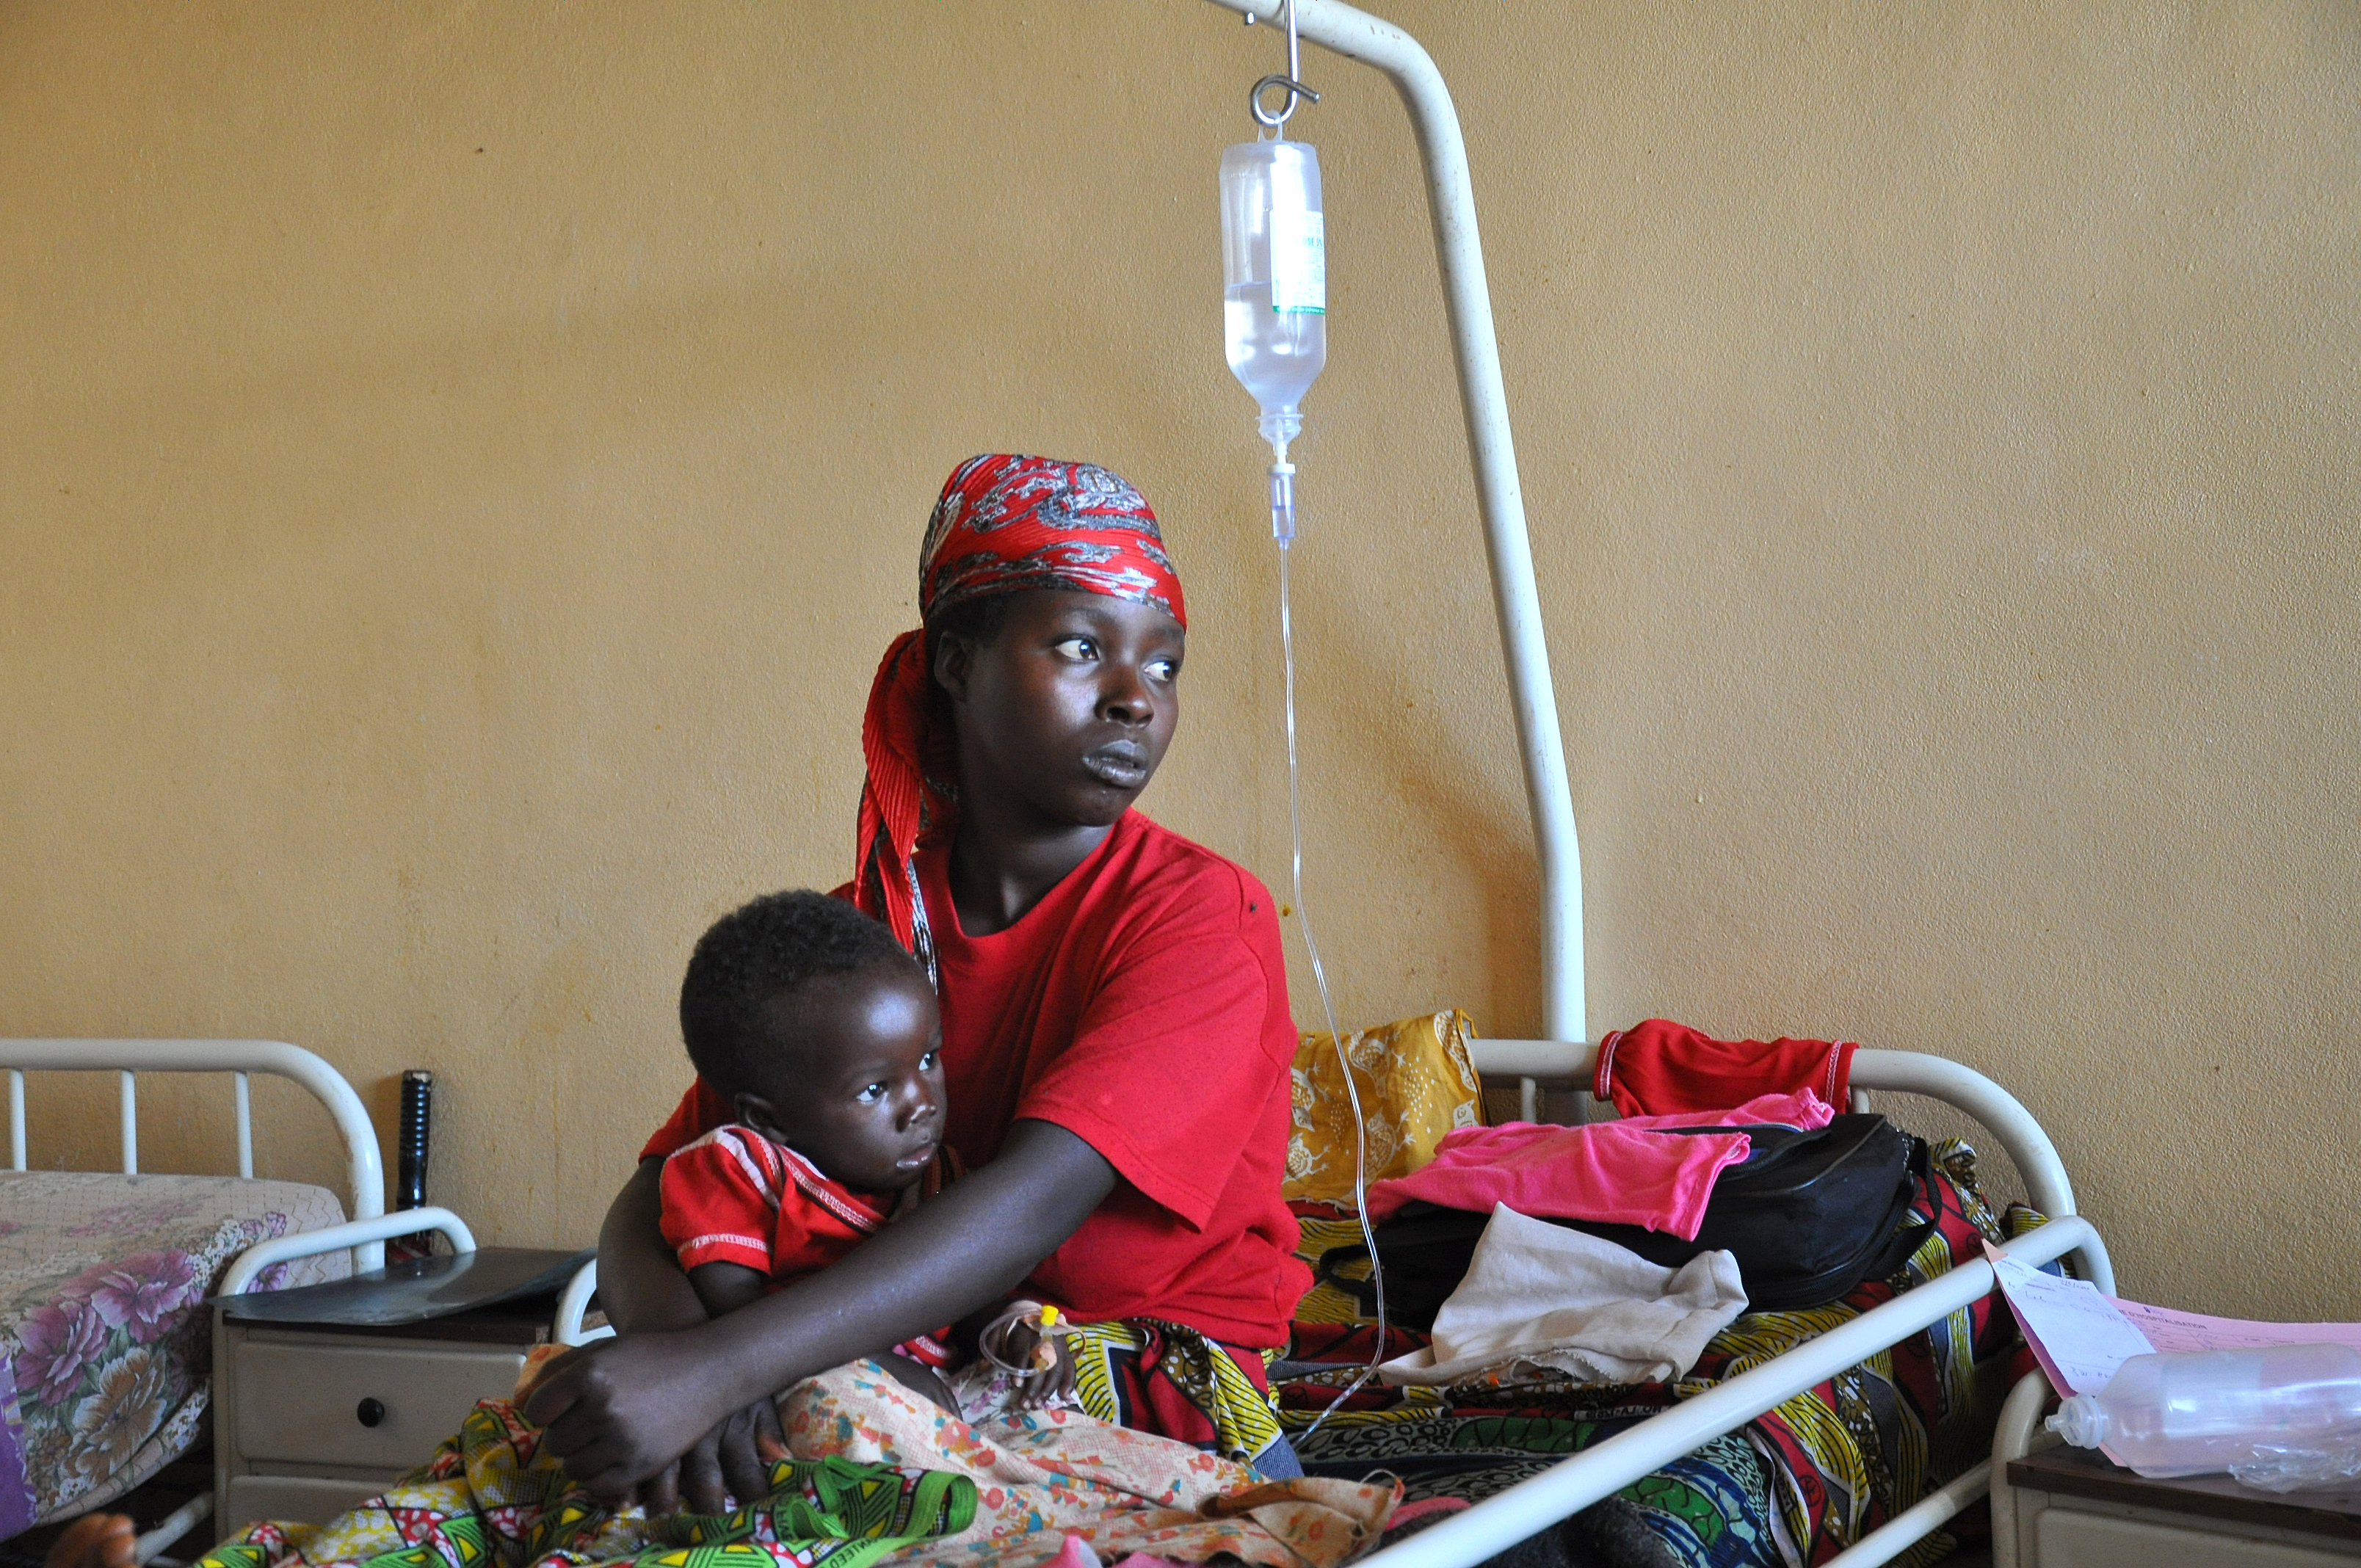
[737,959,946,1194]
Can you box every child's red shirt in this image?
[658,1124,957,1367]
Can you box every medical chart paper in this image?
[1985,1239,2361,1397]
[1984,1244,2155,1395]
[2114,1299,2361,1357]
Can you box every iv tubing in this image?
[1207,0,1587,1060]
[1276,536,1388,1440]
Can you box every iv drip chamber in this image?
[1220,139,1327,457]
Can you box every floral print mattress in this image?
[0,1172,350,1536]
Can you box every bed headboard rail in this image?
[0,1039,386,1235]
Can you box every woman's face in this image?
[937,589,1185,831]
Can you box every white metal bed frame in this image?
[539,10,2110,1561]
[548,1051,2098,1564]
[1186,5,2108,1564]
[1,1039,392,1271]
[0,1038,449,1558]
[1456,1040,2103,1568]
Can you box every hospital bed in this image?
[0,1040,387,1542]
[1331,1037,2107,1567]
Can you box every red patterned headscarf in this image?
[857,454,1185,981]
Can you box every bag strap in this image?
[1314,1242,1382,1316]
[1865,1135,1941,1282]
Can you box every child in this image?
[657,889,962,1405]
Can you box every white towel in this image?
[1378,1203,1749,1387]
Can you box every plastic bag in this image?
[2230,1431,2361,1493]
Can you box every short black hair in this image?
[926,593,1012,659]
[678,890,917,1099]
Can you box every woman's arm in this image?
[528,1119,1115,1500]
[596,1159,789,1512]
[597,1158,710,1335]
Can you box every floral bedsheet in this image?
[0,1172,350,1533]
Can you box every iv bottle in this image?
[1220,139,1327,454]
[2050,1343,2361,1478]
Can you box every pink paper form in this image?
[1986,1239,2361,1397]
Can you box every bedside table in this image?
[212,1246,592,1537]
[2006,1444,2361,1565]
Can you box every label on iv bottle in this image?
[1269,208,1326,313]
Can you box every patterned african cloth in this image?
[1058,1318,1285,1470]
[193,1361,1395,1568]
[194,1398,973,1568]
[1276,1139,2047,1568]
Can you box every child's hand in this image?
[1004,1324,1077,1409]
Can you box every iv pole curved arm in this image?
[1204,0,1586,1056]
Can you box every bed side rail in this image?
[0,1039,388,1268]
[555,1258,612,1346]
[1468,1039,2104,1292]
[1351,1213,2101,1568]
[216,1206,475,1296]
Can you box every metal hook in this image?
[1250,73,1321,128]
[1244,0,1319,130]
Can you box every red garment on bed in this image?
[1593,1018,1858,1119]
[657,1125,957,1367]
[642,810,1310,1349]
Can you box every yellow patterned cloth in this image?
[1059,1318,1285,1468]
[1285,1009,1484,1205]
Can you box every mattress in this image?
[0,1172,349,1532]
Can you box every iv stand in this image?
[1209,0,1586,1115]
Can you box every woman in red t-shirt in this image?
[524,454,1310,1509]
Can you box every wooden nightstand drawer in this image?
[2037,1509,2360,1565]
[232,1335,526,1468]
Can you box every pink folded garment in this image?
[1618,1088,1837,1134]
[1360,1089,1837,1240]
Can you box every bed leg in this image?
[1989,1369,2059,1568]
[133,1492,213,1565]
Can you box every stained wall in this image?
[3,1,2354,1315]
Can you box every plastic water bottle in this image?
[1219,139,1327,456]
[2050,1343,2361,1478]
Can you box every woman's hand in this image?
[522,1332,758,1506]
[672,1395,788,1514]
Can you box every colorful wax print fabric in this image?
[196,1362,1394,1568]
[1285,1011,1484,1208]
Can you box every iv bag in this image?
[1220,139,1327,451]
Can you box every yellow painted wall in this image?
[2,2,2354,1318]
